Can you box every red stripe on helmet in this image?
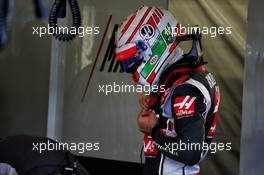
[147,71,156,84]
[118,13,136,41]
[155,9,162,18]
[126,7,153,44]
[157,8,164,16]
[153,12,160,24]
[116,44,137,61]
[147,16,157,28]
[169,41,179,52]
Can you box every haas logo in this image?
[140,24,155,40]
[174,96,196,118]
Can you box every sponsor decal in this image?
[174,96,196,118]
[144,135,158,155]
[140,24,155,40]
[205,73,216,88]
[150,55,158,65]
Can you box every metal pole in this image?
[46,19,67,141]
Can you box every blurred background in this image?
[0,0,263,175]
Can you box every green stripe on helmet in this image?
[141,35,167,78]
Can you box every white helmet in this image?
[115,5,201,86]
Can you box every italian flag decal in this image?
[140,36,167,78]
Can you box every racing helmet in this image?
[115,5,202,86]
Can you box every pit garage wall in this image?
[59,0,168,163]
[240,0,264,174]
[169,0,248,175]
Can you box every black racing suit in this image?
[143,65,220,175]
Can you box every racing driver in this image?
[115,5,220,175]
